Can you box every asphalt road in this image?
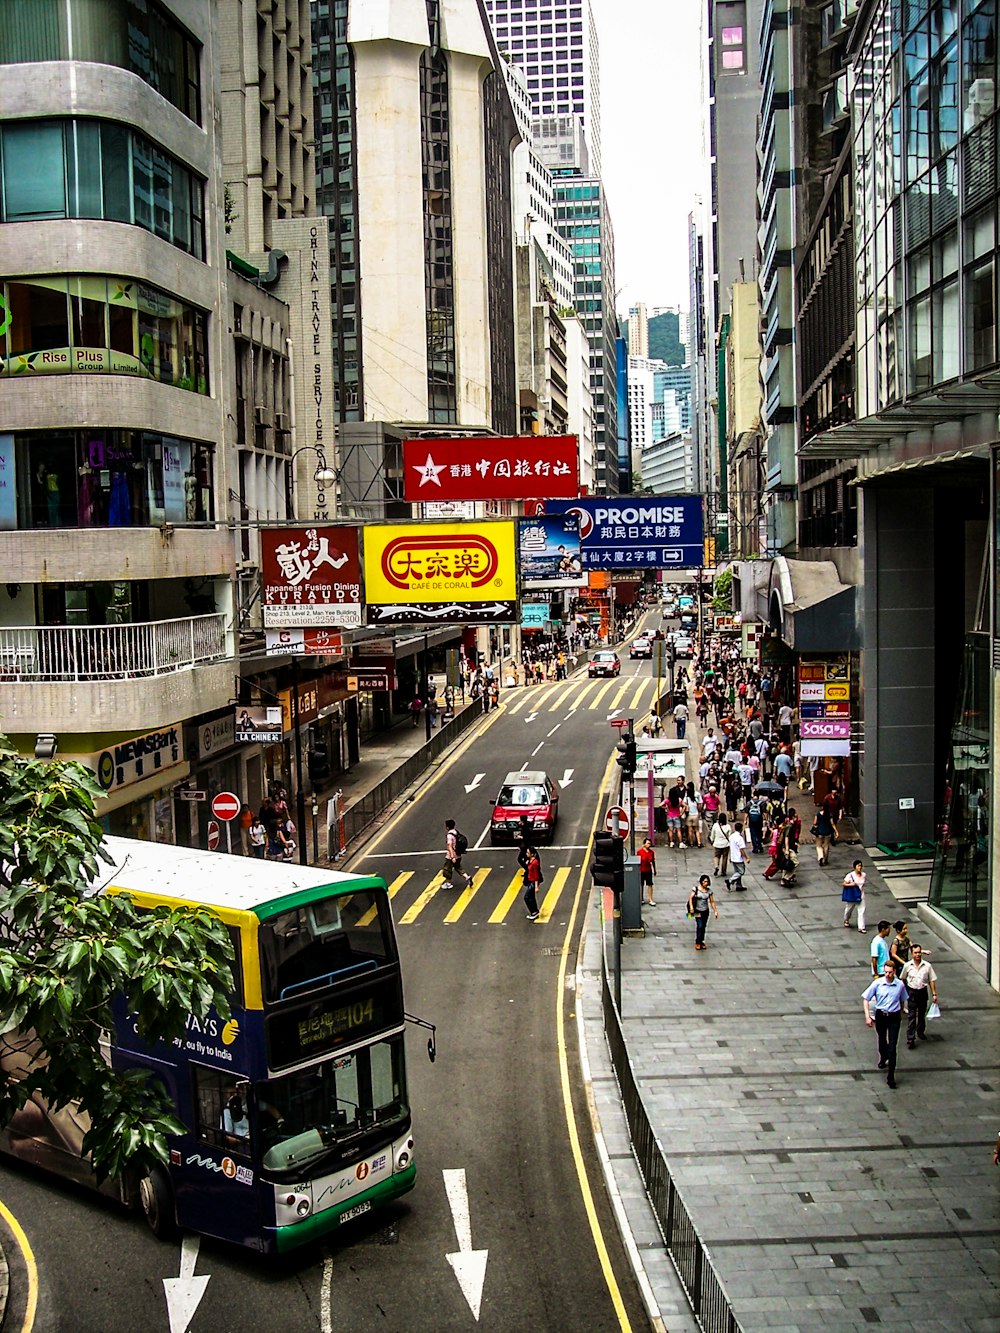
[0,617,669,1332]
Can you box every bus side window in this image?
[192,1066,249,1155]
[226,924,244,1005]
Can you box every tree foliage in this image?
[712,569,734,612]
[0,741,233,1181]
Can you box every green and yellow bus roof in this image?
[99,836,384,922]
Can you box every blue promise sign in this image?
[545,496,704,569]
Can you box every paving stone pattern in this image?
[616,834,1000,1331]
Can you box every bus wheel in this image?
[139,1166,178,1240]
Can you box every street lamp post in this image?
[287,444,337,518]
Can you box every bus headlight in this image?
[395,1138,414,1172]
[295,1197,312,1218]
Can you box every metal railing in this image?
[0,615,229,682]
[341,698,485,847]
[600,944,742,1333]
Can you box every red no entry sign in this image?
[211,791,241,822]
[207,819,221,852]
[605,805,630,837]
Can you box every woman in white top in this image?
[841,859,867,931]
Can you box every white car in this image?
[672,634,694,658]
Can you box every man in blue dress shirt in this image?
[862,960,909,1088]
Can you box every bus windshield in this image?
[257,1036,407,1175]
[258,890,395,1003]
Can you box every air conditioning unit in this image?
[255,404,273,426]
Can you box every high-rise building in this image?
[311,0,518,519]
[627,303,649,359]
[553,172,619,493]
[482,0,602,172]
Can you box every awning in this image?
[768,557,859,652]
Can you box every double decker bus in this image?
[1,837,420,1254]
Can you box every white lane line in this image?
[547,724,561,737]
[365,845,591,857]
[320,1254,334,1333]
[472,820,494,850]
[530,742,545,756]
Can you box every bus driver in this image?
[221,1085,249,1142]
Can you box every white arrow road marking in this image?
[524,712,538,723]
[558,768,574,789]
[163,1235,210,1333]
[607,709,622,719]
[443,1168,488,1322]
[464,772,486,794]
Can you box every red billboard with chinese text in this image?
[402,436,579,502]
[261,526,362,628]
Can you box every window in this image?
[0,120,205,258]
[0,0,201,123]
[193,1066,250,1155]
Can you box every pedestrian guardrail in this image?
[600,941,742,1333]
[340,699,485,849]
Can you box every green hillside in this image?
[619,310,685,366]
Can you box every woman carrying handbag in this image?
[841,859,866,931]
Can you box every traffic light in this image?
[616,732,637,778]
[591,833,625,894]
[307,746,330,783]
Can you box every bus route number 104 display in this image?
[266,973,403,1068]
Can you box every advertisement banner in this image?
[517,514,584,589]
[265,629,345,657]
[521,603,550,629]
[403,436,578,502]
[363,521,517,625]
[261,526,362,628]
[544,496,704,569]
[800,718,851,741]
[235,706,283,744]
[0,434,15,530]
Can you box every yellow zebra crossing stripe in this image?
[588,680,617,710]
[548,682,580,711]
[628,680,648,712]
[443,866,491,923]
[362,871,412,926]
[536,865,571,922]
[398,878,441,924]
[488,871,526,923]
[504,685,546,715]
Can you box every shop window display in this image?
[12,430,213,530]
[1,276,207,392]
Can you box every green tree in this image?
[0,741,233,1181]
[712,569,733,612]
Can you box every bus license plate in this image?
[339,1201,372,1224]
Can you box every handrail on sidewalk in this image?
[339,699,485,850]
[599,935,742,1333]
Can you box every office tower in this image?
[553,173,619,493]
[311,0,518,517]
[628,303,649,359]
[482,0,602,171]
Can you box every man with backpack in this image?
[443,818,469,887]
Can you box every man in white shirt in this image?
[673,700,689,739]
[900,945,938,1047]
[778,702,794,744]
[702,729,719,760]
[725,820,748,891]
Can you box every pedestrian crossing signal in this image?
[591,833,625,895]
[615,733,637,778]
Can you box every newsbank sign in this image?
[545,497,704,569]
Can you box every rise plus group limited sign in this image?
[544,497,704,569]
[261,526,362,628]
[363,520,518,625]
[402,436,579,502]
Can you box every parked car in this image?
[588,650,621,678]
[490,770,559,844]
[629,636,653,659]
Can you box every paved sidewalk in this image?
[576,746,1000,1330]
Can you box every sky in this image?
[592,0,706,320]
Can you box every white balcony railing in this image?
[0,615,229,683]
